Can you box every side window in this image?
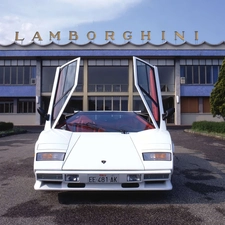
[53,60,78,120]
[135,59,160,124]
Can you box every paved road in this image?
[0,128,225,225]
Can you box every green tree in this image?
[210,58,225,121]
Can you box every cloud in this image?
[0,0,142,44]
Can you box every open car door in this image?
[45,57,80,129]
[133,56,165,129]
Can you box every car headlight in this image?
[142,152,171,161]
[36,152,65,161]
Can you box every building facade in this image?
[0,41,225,125]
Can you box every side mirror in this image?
[162,108,175,121]
[37,107,50,121]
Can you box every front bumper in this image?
[34,170,173,191]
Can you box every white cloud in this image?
[0,0,142,44]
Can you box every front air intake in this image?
[121,183,139,188]
[68,183,85,188]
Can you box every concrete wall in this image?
[181,113,223,125]
[0,114,36,125]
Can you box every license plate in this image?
[88,174,118,183]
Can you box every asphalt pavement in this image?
[1,125,225,224]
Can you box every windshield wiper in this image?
[119,129,129,134]
[97,125,129,134]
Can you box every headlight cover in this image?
[36,152,65,161]
[142,152,171,161]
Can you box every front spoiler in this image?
[34,180,172,191]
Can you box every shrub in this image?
[192,121,225,134]
[210,58,225,121]
[0,122,14,131]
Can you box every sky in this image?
[0,0,225,45]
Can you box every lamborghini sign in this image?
[15,30,199,43]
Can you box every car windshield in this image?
[57,111,155,133]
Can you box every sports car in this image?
[34,56,175,191]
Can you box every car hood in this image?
[35,129,172,171]
[62,129,172,171]
[62,132,145,170]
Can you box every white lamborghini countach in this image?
[34,56,175,191]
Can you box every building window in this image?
[17,98,35,113]
[88,66,128,92]
[193,65,198,84]
[75,66,84,92]
[200,66,206,84]
[180,65,220,85]
[0,66,36,85]
[0,99,13,113]
[213,66,219,84]
[42,67,56,92]
[133,96,146,112]
[206,66,212,83]
[0,67,3,84]
[88,96,128,111]
[42,66,83,92]
[134,66,175,92]
[5,67,10,84]
[158,67,175,92]
[181,97,199,113]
